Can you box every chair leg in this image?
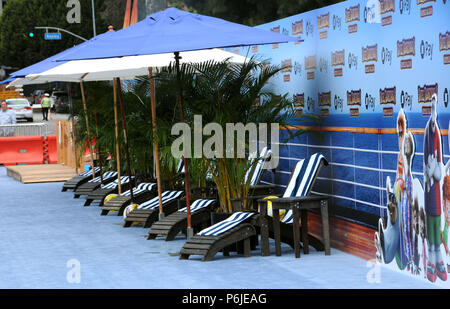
[301,210,309,255]
[100,209,109,216]
[244,238,251,257]
[321,200,331,255]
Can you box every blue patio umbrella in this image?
[57,7,301,235]
[0,77,16,84]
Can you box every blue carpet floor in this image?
[0,167,439,289]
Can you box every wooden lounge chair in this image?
[73,171,118,198]
[256,153,330,257]
[148,199,217,241]
[147,147,274,241]
[83,176,133,206]
[61,167,101,192]
[123,190,185,228]
[179,212,257,261]
[100,182,157,216]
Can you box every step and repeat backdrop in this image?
[231,0,450,286]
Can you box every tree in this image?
[0,0,106,69]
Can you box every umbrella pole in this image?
[148,68,164,220]
[94,111,104,185]
[174,52,193,238]
[113,78,122,194]
[80,81,96,179]
[115,78,135,203]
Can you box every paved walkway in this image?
[0,167,439,289]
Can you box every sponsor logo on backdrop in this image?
[281,59,292,73]
[440,32,450,51]
[307,96,315,111]
[346,4,360,22]
[444,88,449,107]
[317,13,329,39]
[362,44,378,62]
[282,27,289,36]
[348,52,358,70]
[292,20,303,35]
[346,3,360,33]
[333,14,342,31]
[347,89,362,106]
[397,37,415,69]
[399,0,411,14]
[420,5,433,17]
[294,61,302,75]
[416,0,435,5]
[348,24,358,34]
[400,90,414,110]
[380,86,397,105]
[365,93,376,111]
[365,0,382,23]
[292,20,303,45]
[319,57,329,73]
[420,40,433,60]
[362,44,377,74]
[418,83,438,103]
[422,105,431,116]
[321,109,330,117]
[334,94,344,111]
[383,107,394,116]
[294,93,305,108]
[379,0,394,26]
[380,86,397,115]
[350,108,360,117]
[306,21,314,37]
[305,55,316,80]
[271,26,280,49]
[318,91,332,107]
[334,68,343,77]
[440,31,450,63]
[332,50,345,66]
[307,71,315,80]
[381,47,393,65]
[444,54,450,65]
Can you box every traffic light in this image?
[27,23,35,38]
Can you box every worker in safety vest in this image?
[41,93,50,121]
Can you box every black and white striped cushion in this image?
[178,199,215,213]
[197,212,256,236]
[138,190,184,210]
[122,182,156,196]
[88,171,118,183]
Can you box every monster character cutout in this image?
[423,94,447,282]
[374,110,407,265]
[442,121,450,274]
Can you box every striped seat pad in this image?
[281,210,293,224]
[178,199,215,213]
[137,190,185,210]
[100,176,131,189]
[122,182,156,196]
[283,153,327,198]
[88,171,118,183]
[197,212,256,236]
[177,158,185,174]
[244,147,272,186]
[79,167,101,176]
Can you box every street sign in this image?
[44,33,62,40]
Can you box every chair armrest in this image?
[257,194,329,210]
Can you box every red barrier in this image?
[0,136,45,165]
[46,135,58,164]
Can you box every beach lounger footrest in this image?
[179,223,256,261]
